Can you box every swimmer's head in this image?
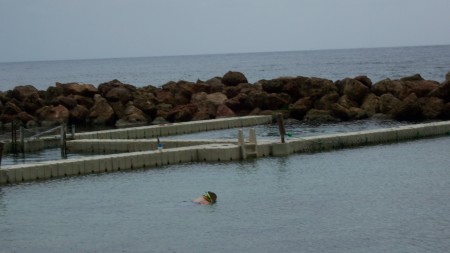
[203,191,217,204]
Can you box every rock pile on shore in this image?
[1,71,450,129]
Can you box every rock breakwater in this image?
[1,71,450,129]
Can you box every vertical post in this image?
[249,128,257,144]
[20,126,25,153]
[277,113,286,143]
[71,124,75,139]
[11,121,17,154]
[0,142,3,167]
[61,124,67,157]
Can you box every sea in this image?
[1,44,449,91]
[1,45,450,253]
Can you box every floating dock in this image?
[1,116,450,185]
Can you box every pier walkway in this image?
[1,115,450,185]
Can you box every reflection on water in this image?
[1,136,450,252]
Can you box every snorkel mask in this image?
[203,192,214,203]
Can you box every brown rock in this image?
[289,97,313,120]
[115,105,149,127]
[167,104,198,122]
[389,93,423,121]
[98,79,136,97]
[56,96,78,109]
[336,78,369,104]
[73,95,94,109]
[216,104,236,118]
[313,92,340,110]
[419,97,445,119]
[372,79,404,98]
[224,93,253,113]
[37,105,70,126]
[354,76,373,89]
[88,95,115,125]
[299,77,337,99]
[361,93,380,116]
[379,94,401,114]
[337,95,358,109]
[400,74,424,82]
[133,94,157,118]
[222,71,248,86]
[12,85,39,101]
[402,80,439,98]
[56,82,98,97]
[428,80,450,102]
[304,109,339,122]
[105,87,133,104]
[22,93,45,113]
[69,105,89,123]
[206,92,227,106]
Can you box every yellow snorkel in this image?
[203,192,213,203]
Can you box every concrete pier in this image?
[2,117,450,185]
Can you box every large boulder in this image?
[115,104,150,128]
[224,93,253,114]
[289,97,313,120]
[37,105,70,126]
[98,79,136,97]
[402,80,439,98]
[12,85,39,101]
[428,80,450,102]
[336,78,369,104]
[304,109,339,122]
[87,95,115,125]
[133,94,158,119]
[69,105,89,123]
[379,93,401,114]
[206,92,228,105]
[313,92,340,110]
[419,97,445,119]
[166,104,198,122]
[216,104,236,118]
[361,93,380,116]
[372,79,404,98]
[55,82,98,97]
[105,87,133,104]
[389,93,423,121]
[298,77,337,99]
[222,71,248,86]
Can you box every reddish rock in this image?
[205,77,224,93]
[222,71,248,86]
[22,93,45,113]
[37,105,70,126]
[73,95,94,109]
[115,105,150,127]
[17,111,37,124]
[206,92,227,105]
[56,95,77,109]
[216,104,236,118]
[98,79,136,97]
[3,101,22,115]
[224,93,253,113]
[105,87,133,104]
[166,104,198,122]
[12,85,39,101]
[69,105,89,123]
[133,94,158,118]
[56,82,98,97]
[88,95,115,125]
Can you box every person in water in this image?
[193,191,217,205]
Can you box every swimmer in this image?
[192,191,217,205]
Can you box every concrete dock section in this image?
[2,116,450,185]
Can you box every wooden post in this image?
[61,124,67,157]
[277,113,286,143]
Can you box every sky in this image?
[0,0,449,62]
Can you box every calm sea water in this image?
[0,45,449,91]
[1,136,450,253]
[1,46,450,252]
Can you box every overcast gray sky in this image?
[1,0,449,62]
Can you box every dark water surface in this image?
[1,136,450,252]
